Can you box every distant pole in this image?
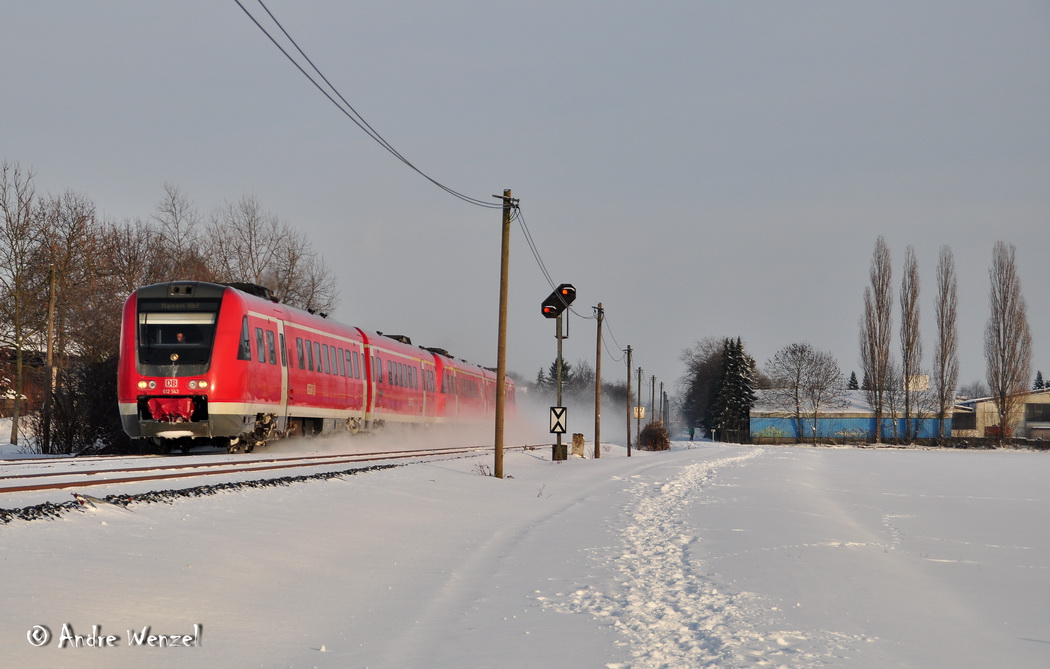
[593,303,603,458]
[659,381,664,425]
[650,375,656,425]
[636,367,642,444]
[494,188,514,479]
[625,345,632,457]
[41,261,56,455]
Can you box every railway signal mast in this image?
[542,284,576,460]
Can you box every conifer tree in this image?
[1035,370,1045,391]
[707,338,756,442]
[848,371,859,390]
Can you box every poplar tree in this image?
[984,241,1032,443]
[934,246,959,438]
[899,246,922,441]
[859,237,893,442]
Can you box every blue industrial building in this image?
[750,390,948,444]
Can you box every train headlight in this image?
[137,380,147,390]
[199,380,208,389]
[140,380,157,390]
[187,380,209,390]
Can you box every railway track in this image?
[0,444,544,497]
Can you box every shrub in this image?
[638,421,670,451]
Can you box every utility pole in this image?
[625,345,632,457]
[659,381,664,425]
[494,188,515,479]
[41,261,56,455]
[593,303,603,458]
[556,313,564,457]
[636,367,643,445]
[650,375,656,425]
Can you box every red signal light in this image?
[541,283,576,319]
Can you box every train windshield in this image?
[137,301,220,367]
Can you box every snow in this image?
[2,431,1050,668]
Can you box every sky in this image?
[3,1,1048,404]
[4,435,1050,668]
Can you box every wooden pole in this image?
[494,189,513,479]
[594,303,603,458]
[626,345,632,457]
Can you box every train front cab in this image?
[118,281,284,452]
[119,282,227,445]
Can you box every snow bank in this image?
[2,442,1048,668]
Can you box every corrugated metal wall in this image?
[750,416,946,442]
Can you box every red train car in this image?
[117,281,514,453]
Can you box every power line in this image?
[514,206,556,289]
[234,0,501,209]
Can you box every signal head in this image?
[541,283,576,318]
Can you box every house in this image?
[951,388,1050,439]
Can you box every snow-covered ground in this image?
[2,433,1049,668]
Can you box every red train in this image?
[118,281,514,453]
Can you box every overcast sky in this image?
[4,1,1048,402]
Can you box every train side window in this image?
[255,328,265,363]
[336,347,344,376]
[322,344,330,374]
[279,333,287,367]
[352,351,360,379]
[296,338,305,369]
[314,342,322,374]
[306,339,314,371]
[238,316,252,361]
[375,356,383,382]
[330,346,338,375]
[266,330,277,365]
[344,350,352,378]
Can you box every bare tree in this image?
[271,226,337,314]
[859,236,893,442]
[39,191,96,362]
[933,246,959,437]
[984,241,1033,443]
[206,194,285,283]
[764,342,809,442]
[899,246,922,441]
[204,194,337,313]
[0,162,48,446]
[765,342,848,443]
[152,183,210,280]
[959,379,988,400]
[677,337,726,432]
[883,359,906,442]
[106,218,167,295]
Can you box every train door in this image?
[277,319,290,431]
[362,341,376,429]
